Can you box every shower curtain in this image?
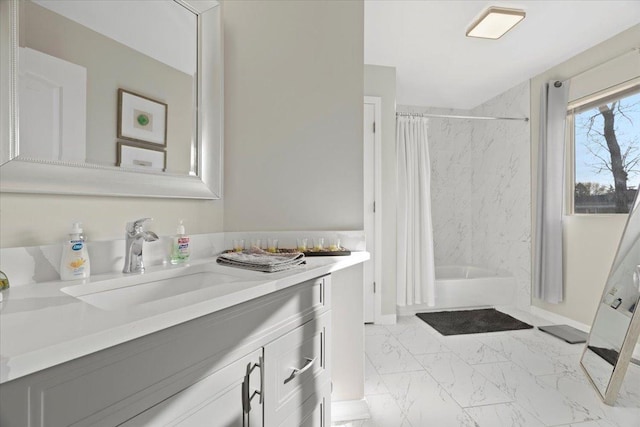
[396,115,436,307]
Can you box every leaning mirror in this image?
[0,0,222,199]
[581,192,640,405]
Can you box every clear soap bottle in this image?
[170,220,190,264]
[60,222,91,280]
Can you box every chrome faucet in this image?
[123,218,159,274]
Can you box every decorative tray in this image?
[274,248,351,256]
[302,249,351,257]
[223,248,351,256]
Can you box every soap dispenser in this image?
[60,222,91,280]
[0,270,8,290]
[170,219,190,264]
[0,270,8,303]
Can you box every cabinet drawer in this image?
[264,311,331,426]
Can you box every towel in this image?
[217,248,306,273]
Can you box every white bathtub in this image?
[398,265,517,314]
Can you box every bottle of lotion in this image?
[170,219,190,264]
[60,222,90,280]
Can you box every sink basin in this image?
[61,263,262,311]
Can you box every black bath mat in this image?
[588,346,619,366]
[416,308,533,335]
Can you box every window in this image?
[569,84,640,214]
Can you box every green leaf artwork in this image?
[137,113,150,126]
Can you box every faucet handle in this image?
[127,217,153,233]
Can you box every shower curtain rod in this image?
[396,112,529,122]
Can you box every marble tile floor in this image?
[333,307,640,427]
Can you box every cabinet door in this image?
[279,379,331,427]
[120,350,263,427]
[263,311,331,426]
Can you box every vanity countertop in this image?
[0,252,369,384]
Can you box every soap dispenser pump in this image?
[170,219,190,264]
[60,222,91,280]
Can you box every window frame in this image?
[566,78,640,215]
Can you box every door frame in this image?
[364,96,383,324]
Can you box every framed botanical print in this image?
[117,89,167,146]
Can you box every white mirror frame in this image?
[0,0,223,199]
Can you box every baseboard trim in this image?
[331,398,371,423]
[529,306,591,332]
[375,313,397,325]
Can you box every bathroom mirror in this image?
[581,192,640,405]
[0,0,222,199]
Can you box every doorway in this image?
[364,96,382,323]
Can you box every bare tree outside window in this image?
[574,91,640,214]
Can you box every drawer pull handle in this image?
[285,357,316,384]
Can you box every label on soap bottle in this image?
[176,236,190,252]
[171,236,190,264]
[63,239,89,277]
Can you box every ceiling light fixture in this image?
[466,6,525,40]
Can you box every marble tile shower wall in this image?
[398,81,531,309]
[470,81,532,309]
[430,116,473,266]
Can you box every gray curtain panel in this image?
[534,80,570,304]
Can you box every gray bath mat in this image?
[538,324,587,344]
[416,308,533,335]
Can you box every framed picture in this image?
[117,142,166,171]
[117,89,167,146]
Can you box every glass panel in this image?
[581,192,640,403]
[18,0,197,175]
[573,90,640,214]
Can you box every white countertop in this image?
[0,252,369,384]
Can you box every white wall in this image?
[0,194,224,248]
[364,64,396,317]
[222,0,365,404]
[531,24,640,325]
[223,0,364,232]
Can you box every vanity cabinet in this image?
[0,275,332,427]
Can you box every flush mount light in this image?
[466,6,525,39]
